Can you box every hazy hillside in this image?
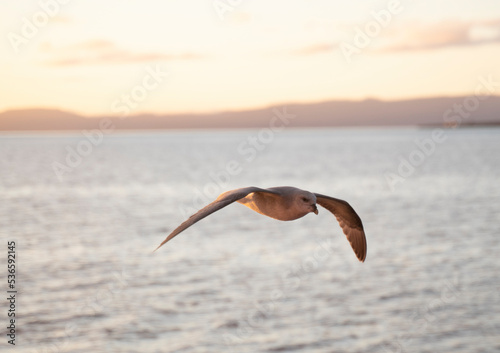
[1,96,499,131]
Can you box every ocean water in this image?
[1,127,499,352]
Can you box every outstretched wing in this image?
[314,193,367,262]
[153,187,280,252]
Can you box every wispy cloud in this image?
[292,18,500,57]
[381,19,500,52]
[42,40,204,66]
[292,43,335,56]
[226,11,252,25]
[50,15,73,24]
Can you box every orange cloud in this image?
[226,11,252,25]
[292,19,500,57]
[50,15,73,24]
[292,43,336,56]
[381,19,500,52]
[42,40,204,66]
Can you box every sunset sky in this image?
[1,0,500,116]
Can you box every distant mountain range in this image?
[1,96,499,131]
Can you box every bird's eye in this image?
[301,197,308,202]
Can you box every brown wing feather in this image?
[314,193,367,262]
[153,187,280,252]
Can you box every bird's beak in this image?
[312,204,318,215]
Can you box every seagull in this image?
[154,186,367,262]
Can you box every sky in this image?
[1,0,500,116]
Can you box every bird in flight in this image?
[154,186,367,262]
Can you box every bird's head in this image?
[297,191,318,215]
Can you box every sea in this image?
[0,126,499,353]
